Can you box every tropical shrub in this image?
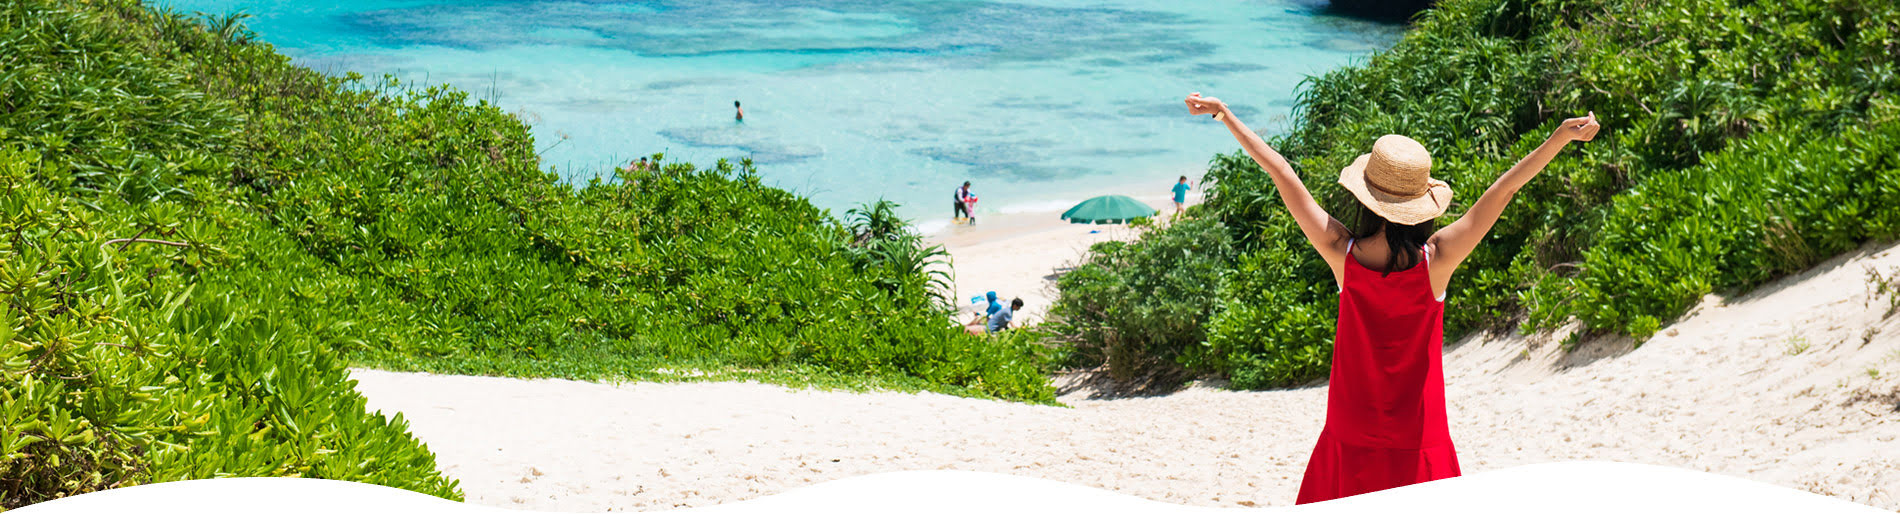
[1049,218,1233,380]
[1,2,457,505]
[0,150,459,507]
[1534,122,1900,338]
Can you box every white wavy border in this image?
[13,461,1884,514]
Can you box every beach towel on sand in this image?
[1296,242,1460,504]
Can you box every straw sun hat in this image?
[1337,134,1452,225]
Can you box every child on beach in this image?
[1185,92,1599,503]
[735,100,745,122]
[1171,176,1191,217]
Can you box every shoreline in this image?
[908,171,1212,237]
[926,192,1204,327]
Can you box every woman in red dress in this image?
[1184,93,1600,503]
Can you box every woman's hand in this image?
[1430,110,1604,281]
[1553,111,1601,143]
[1186,92,1226,117]
[1183,90,1354,283]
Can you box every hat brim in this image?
[1337,153,1453,226]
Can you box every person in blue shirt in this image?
[1171,175,1192,217]
[987,298,1023,334]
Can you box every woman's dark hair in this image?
[1178,175,1187,181]
[1352,203,1433,276]
[963,181,971,188]
[734,100,741,107]
[1010,298,1024,309]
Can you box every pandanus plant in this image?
[845,200,953,305]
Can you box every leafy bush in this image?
[1534,122,1900,337]
[2,0,1052,507]
[0,150,459,507]
[1053,0,1900,388]
[1,3,455,505]
[1200,205,1341,388]
[1049,218,1233,380]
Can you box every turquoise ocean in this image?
[161,0,1400,230]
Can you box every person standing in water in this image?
[734,100,744,122]
[1171,175,1192,217]
[953,181,975,223]
[1185,92,1599,503]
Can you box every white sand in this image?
[352,242,1900,512]
[34,463,1884,514]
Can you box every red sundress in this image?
[1295,242,1461,504]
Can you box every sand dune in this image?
[347,241,1900,512]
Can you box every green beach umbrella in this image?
[1061,195,1158,224]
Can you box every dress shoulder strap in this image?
[1336,239,1354,294]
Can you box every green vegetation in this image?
[1546,124,1900,339]
[1872,266,1900,319]
[2,0,1051,506]
[4,163,459,504]
[1052,0,1900,388]
[1049,217,1233,381]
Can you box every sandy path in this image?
[352,242,1900,512]
[352,371,1321,511]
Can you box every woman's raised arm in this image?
[1186,93,1352,267]
[1429,112,1600,271]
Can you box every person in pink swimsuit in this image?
[1185,92,1600,503]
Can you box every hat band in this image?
[1365,176,1427,199]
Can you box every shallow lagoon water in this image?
[164,0,1400,226]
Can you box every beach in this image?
[353,235,1900,512]
[927,192,1201,327]
[21,0,1900,511]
